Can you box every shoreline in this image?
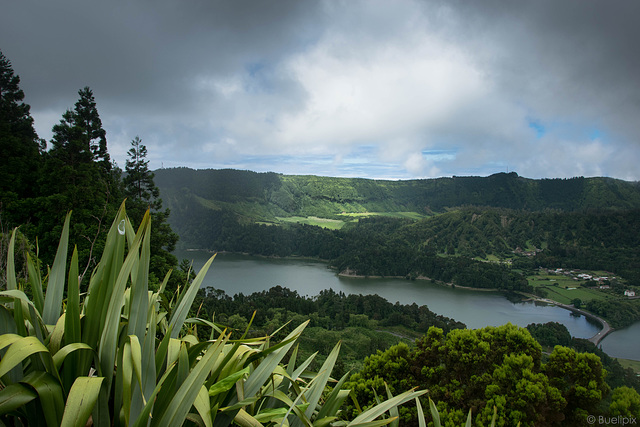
[182,249,618,348]
[338,267,615,345]
[517,292,613,346]
[337,269,501,292]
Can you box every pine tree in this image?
[124,136,179,288]
[38,87,121,276]
[72,87,110,171]
[48,87,110,172]
[124,136,159,208]
[0,50,44,228]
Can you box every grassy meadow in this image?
[274,211,427,229]
[616,358,640,374]
[527,272,619,305]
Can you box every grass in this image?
[527,273,616,305]
[339,211,426,220]
[529,274,580,288]
[473,254,504,263]
[276,216,348,229]
[540,286,573,305]
[616,358,640,374]
[275,211,426,230]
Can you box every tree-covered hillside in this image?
[156,168,640,227]
[155,167,640,287]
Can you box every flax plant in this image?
[0,202,424,426]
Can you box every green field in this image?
[275,211,426,229]
[276,216,348,229]
[537,286,612,305]
[528,273,616,304]
[616,358,640,373]
[338,211,426,220]
[474,254,505,263]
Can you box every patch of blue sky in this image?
[527,117,607,143]
[199,152,409,179]
[588,128,606,141]
[421,149,457,161]
[245,61,266,77]
[527,118,546,138]
[242,60,275,93]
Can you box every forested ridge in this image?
[197,285,465,375]
[156,168,640,282]
[155,167,640,222]
[195,285,640,425]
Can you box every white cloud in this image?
[4,0,640,180]
[276,28,486,150]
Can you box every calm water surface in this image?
[178,251,639,360]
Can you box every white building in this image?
[624,290,636,297]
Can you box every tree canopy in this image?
[0,51,44,228]
[123,136,179,288]
[0,49,180,289]
[345,324,611,426]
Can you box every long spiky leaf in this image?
[6,228,18,291]
[168,254,216,339]
[60,376,105,427]
[42,212,71,325]
[26,251,44,314]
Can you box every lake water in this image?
[177,251,639,361]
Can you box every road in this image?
[521,295,613,345]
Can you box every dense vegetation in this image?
[158,172,640,325]
[160,206,640,295]
[526,322,640,392]
[155,168,640,222]
[1,205,427,426]
[344,323,639,426]
[0,50,183,293]
[197,285,464,375]
[156,167,640,286]
[198,286,640,396]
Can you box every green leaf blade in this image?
[43,212,71,325]
[60,376,105,427]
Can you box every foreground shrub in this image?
[0,202,423,426]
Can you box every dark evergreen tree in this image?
[124,136,159,207]
[123,136,179,288]
[0,50,44,228]
[38,87,121,277]
[74,88,110,170]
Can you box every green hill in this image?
[155,168,640,328]
[155,168,640,245]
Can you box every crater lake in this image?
[177,251,639,361]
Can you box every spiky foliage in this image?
[0,202,423,426]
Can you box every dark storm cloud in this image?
[441,0,640,140]
[2,0,322,111]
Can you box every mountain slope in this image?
[155,168,640,229]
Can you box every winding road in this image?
[529,296,613,345]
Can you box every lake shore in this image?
[177,250,639,359]
[338,269,501,292]
[517,292,613,345]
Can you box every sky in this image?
[2,0,640,180]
